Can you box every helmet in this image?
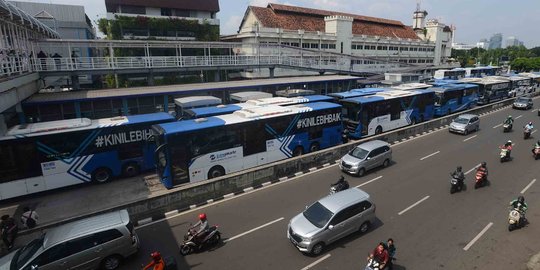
[151,252,161,261]
[508,115,512,119]
[529,122,533,125]
[457,166,462,171]
[507,140,512,144]
[199,213,207,221]
[518,196,525,204]
[481,161,487,167]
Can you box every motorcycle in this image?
[503,123,512,132]
[450,175,464,194]
[508,208,526,231]
[499,147,511,163]
[179,225,221,255]
[524,128,532,139]
[533,146,540,160]
[474,170,487,189]
[365,258,383,270]
[330,181,349,195]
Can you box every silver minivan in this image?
[287,188,376,256]
[0,209,139,270]
[449,114,480,135]
[339,140,392,176]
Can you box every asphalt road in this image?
[122,102,540,270]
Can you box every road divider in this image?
[420,151,440,161]
[355,176,383,188]
[398,196,430,215]
[224,217,284,243]
[463,222,493,251]
[521,179,537,194]
[300,254,331,270]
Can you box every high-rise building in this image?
[488,33,503,49]
[506,36,524,48]
[102,0,220,41]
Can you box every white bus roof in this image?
[488,75,529,81]
[275,89,316,97]
[6,118,93,136]
[519,73,540,79]
[174,96,222,107]
[230,91,273,102]
[390,83,432,90]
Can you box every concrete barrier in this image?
[22,97,521,233]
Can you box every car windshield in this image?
[12,237,43,269]
[349,147,369,159]
[516,98,529,103]
[303,202,334,228]
[453,117,469,124]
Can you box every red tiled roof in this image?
[105,0,219,13]
[247,3,419,40]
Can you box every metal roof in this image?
[24,75,360,104]
[1,0,59,38]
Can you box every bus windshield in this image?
[342,103,360,122]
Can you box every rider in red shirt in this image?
[143,252,165,270]
[368,242,389,269]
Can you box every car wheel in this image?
[357,168,366,177]
[101,255,122,270]
[310,242,325,256]
[464,129,469,135]
[359,221,371,234]
[382,159,390,168]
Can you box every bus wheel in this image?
[411,117,417,125]
[92,168,112,184]
[309,143,320,153]
[122,162,140,178]
[293,146,304,157]
[375,126,383,135]
[208,166,225,179]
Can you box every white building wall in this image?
[146,7,161,16]
[324,16,353,55]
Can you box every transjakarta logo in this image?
[210,150,237,161]
[94,129,153,148]
[297,113,341,129]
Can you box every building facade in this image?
[102,0,219,41]
[9,1,95,41]
[226,3,453,78]
[488,33,503,49]
[506,36,524,48]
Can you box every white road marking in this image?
[531,109,537,113]
[355,176,383,188]
[532,129,538,134]
[492,123,503,129]
[398,196,430,215]
[463,135,477,142]
[463,222,493,251]
[516,115,523,119]
[521,179,537,194]
[223,217,285,243]
[420,151,440,161]
[300,254,332,270]
[465,164,480,175]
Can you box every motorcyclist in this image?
[510,196,528,214]
[143,252,165,270]
[525,122,534,132]
[368,242,389,269]
[190,213,209,245]
[504,115,513,128]
[533,140,540,154]
[500,140,513,158]
[332,176,349,192]
[476,162,488,180]
[451,166,465,187]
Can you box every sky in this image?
[18,0,540,47]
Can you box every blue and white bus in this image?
[433,84,479,117]
[0,113,175,200]
[340,90,436,138]
[465,66,501,78]
[390,83,432,91]
[434,69,466,80]
[462,78,510,105]
[491,76,533,97]
[152,102,343,187]
[183,95,333,119]
[328,88,389,100]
